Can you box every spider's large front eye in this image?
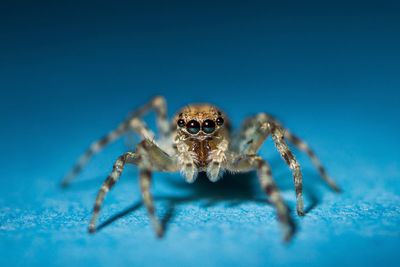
[202,119,216,134]
[177,119,185,127]
[186,120,200,134]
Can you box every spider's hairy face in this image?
[174,104,226,140]
[174,104,229,169]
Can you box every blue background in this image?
[0,1,399,266]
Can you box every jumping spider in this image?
[62,96,340,241]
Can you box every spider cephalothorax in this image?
[175,105,226,136]
[173,105,230,182]
[62,96,340,241]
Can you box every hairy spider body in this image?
[173,104,230,182]
[62,96,340,241]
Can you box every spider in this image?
[61,96,340,241]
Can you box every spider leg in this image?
[233,114,304,216]
[61,122,129,187]
[268,120,304,216]
[88,151,137,233]
[238,113,341,192]
[88,139,177,235]
[137,139,177,236]
[139,169,163,237]
[61,96,170,187]
[283,129,341,192]
[128,117,155,140]
[231,114,269,155]
[127,95,170,138]
[226,154,296,241]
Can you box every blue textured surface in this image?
[1,1,399,267]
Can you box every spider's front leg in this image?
[227,154,296,241]
[88,139,177,237]
[236,113,341,192]
[138,168,164,237]
[233,113,304,216]
[136,139,178,237]
[88,151,137,233]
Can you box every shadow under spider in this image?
[95,170,323,235]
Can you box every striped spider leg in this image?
[233,113,341,217]
[226,153,296,241]
[61,96,170,187]
[88,139,178,237]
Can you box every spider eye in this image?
[216,117,224,126]
[186,120,200,134]
[202,119,216,134]
[177,119,185,127]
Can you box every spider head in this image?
[175,104,226,138]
